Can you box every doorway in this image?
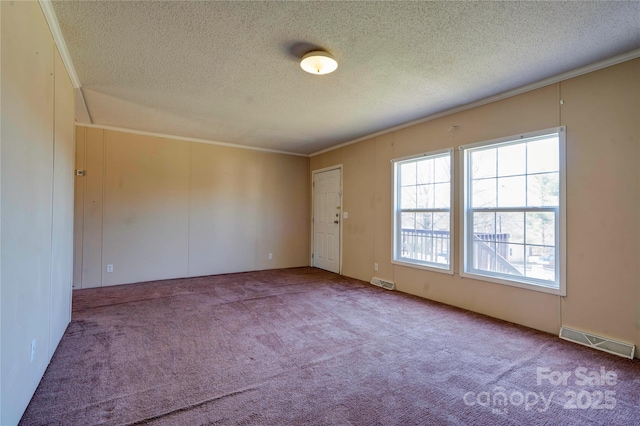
[312,167,342,274]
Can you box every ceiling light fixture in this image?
[300,51,338,75]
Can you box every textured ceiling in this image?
[52,1,640,155]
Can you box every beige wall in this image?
[74,128,310,288]
[311,59,640,355]
[1,2,75,423]
[560,60,640,351]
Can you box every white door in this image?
[313,168,341,273]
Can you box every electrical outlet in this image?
[31,339,36,362]
[374,263,379,271]
[268,253,273,260]
[106,264,113,273]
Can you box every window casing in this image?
[392,149,453,273]
[460,127,566,295]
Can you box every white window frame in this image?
[392,148,454,274]
[459,127,566,296]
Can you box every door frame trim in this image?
[310,165,343,274]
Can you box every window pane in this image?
[498,144,526,177]
[470,148,496,179]
[525,245,555,282]
[496,212,524,243]
[526,212,555,246]
[435,239,450,265]
[528,137,559,174]
[497,176,526,207]
[505,243,526,274]
[433,214,450,265]
[434,155,450,183]
[416,158,434,184]
[472,238,496,271]
[434,182,450,208]
[401,231,420,261]
[472,178,496,208]
[416,212,432,231]
[400,162,417,186]
[401,186,417,209]
[495,243,525,277]
[401,212,416,230]
[400,212,446,265]
[527,172,559,207]
[473,241,526,278]
[433,212,449,233]
[416,184,433,209]
[473,212,495,238]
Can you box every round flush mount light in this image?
[300,51,338,75]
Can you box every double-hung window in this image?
[460,127,566,295]
[392,149,453,273]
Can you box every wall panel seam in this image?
[187,142,191,276]
[80,126,86,288]
[373,139,378,274]
[100,130,105,287]
[48,40,56,361]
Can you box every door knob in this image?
[334,220,339,224]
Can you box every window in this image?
[392,149,453,273]
[460,128,565,295]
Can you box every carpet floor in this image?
[19,267,640,425]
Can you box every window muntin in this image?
[461,128,565,294]
[393,149,453,272]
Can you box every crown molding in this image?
[310,48,640,157]
[74,88,92,123]
[39,0,81,89]
[40,0,93,124]
[76,123,310,157]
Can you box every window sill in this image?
[460,270,565,296]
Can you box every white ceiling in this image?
[52,1,640,155]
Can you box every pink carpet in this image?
[19,267,640,425]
